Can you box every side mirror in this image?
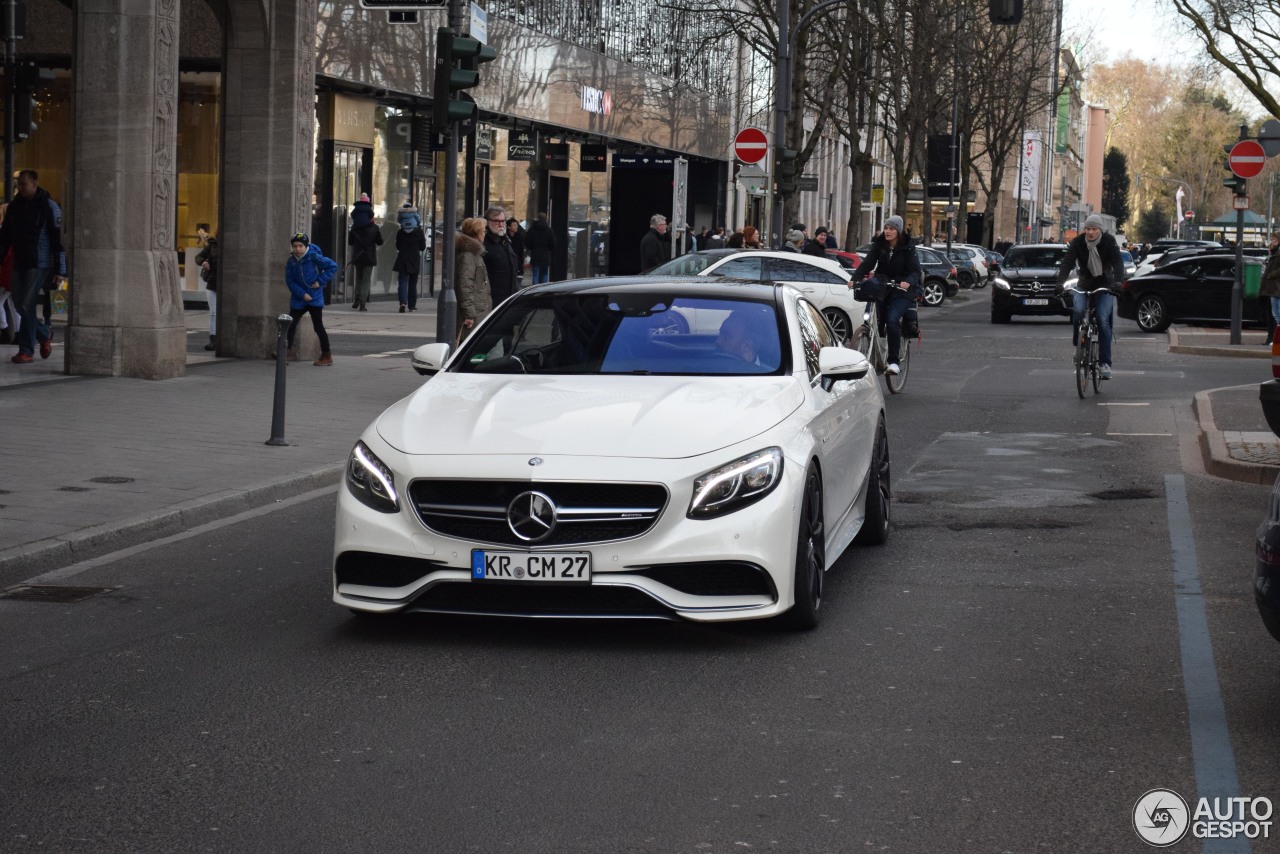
[411,342,451,376]
[818,346,870,382]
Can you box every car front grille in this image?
[1007,279,1062,297]
[409,480,669,547]
[335,551,447,588]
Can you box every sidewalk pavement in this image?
[0,312,1277,582]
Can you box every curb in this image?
[0,463,344,582]
[1193,388,1280,485]
[1169,326,1271,359]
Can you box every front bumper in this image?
[992,282,1072,316]
[333,445,803,623]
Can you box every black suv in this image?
[990,243,1072,323]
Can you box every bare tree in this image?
[1169,0,1280,118]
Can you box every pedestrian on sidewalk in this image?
[639,214,668,271]
[195,231,219,350]
[394,203,426,313]
[286,232,338,366]
[482,205,520,305]
[525,212,555,285]
[348,194,382,311]
[506,217,527,289]
[455,217,491,344]
[0,170,64,364]
[1262,230,1280,345]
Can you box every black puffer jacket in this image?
[851,231,922,299]
[1057,231,1125,292]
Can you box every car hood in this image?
[376,374,805,458]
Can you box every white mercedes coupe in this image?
[334,278,890,629]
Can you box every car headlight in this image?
[993,277,1011,290]
[346,441,399,513]
[688,448,783,519]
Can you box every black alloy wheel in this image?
[854,417,890,546]
[780,465,826,630]
[1135,294,1170,333]
[957,270,975,288]
[822,307,852,344]
[991,307,1012,324]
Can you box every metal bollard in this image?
[265,313,292,447]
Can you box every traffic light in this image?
[432,27,497,130]
[775,147,799,197]
[989,0,1023,24]
[1223,159,1246,193]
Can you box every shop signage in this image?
[328,93,375,146]
[476,125,493,161]
[581,85,612,116]
[387,116,414,151]
[541,141,570,171]
[508,130,537,161]
[613,153,675,169]
[580,143,608,172]
[469,1,487,44]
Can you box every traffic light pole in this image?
[433,0,466,346]
[1231,124,1248,345]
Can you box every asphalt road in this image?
[7,295,1277,853]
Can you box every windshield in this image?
[454,293,785,376]
[1003,246,1068,267]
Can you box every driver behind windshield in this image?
[716,309,767,365]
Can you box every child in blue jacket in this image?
[286,232,339,365]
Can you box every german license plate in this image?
[1023,298,1049,306]
[471,550,591,583]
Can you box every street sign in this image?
[1259,119,1280,157]
[1229,140,1266,179]
[1184,210,1194,220]
[1233,195,1250,210]
[737,163,767,194]
[733,127,768,164]
[797,174,818,192]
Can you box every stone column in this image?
[217,0,317,359]
[68,0,187,379]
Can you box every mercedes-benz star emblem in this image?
[1031,282,1041,293]
[528,457,544,467]
[508,491,557,542]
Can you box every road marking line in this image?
[1099,402,1150,406]
[1164,474,1244,835]
[1106,432,1171,436]
[365,349,417,358]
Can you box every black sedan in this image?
[1117,253,1267,332]
[1257,380,1280,644]
[989,244,1072,323]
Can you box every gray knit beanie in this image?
[884,215,904,233]
[1083,214,1105,230]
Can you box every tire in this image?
[779,465,826,631]
[886,331,909,394]
[973,274,988,289]
[1259,601,1280,644]
[1075,339,1089,399]
[1090,338,1101,394]
[957,270,975,289]
[1135,294,1170,333]
[822,307,853,344]
[849,325,872,361]
[922,279,946,307]
[854,417,890,546]
[991,307,1011,324]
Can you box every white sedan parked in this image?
[334,279,891,630]
[644,250,865,343]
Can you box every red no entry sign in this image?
[1229,140,1266,179]
[734,127,768,164]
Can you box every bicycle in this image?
[1069,285,1111,399]
[848,280,917,395]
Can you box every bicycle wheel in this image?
[1089,338,1101,394]
[1075,338,1089,399]
[886,334,910,394]
[849,325,873,362]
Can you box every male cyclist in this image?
[1058,214,1125,379]
[850,215,921,375]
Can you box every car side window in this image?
[764,258,845,285]
[794,299,830,381]
[710,257,764,279]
